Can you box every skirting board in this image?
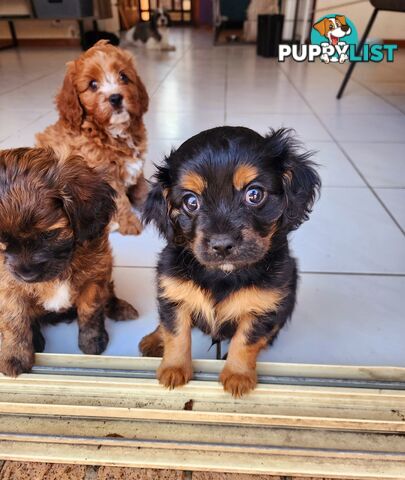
[0,354,404,478]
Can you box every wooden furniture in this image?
[0,353,404,477]
[0,0,112,50]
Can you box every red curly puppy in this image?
[37,40,149,235]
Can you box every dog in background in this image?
[0,147,138,377]
[126,9,176,51]
[139,126,320,397]
[313,15,351,63]
[36,40,149,236]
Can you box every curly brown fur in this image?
[0,147,137,377]
[140,127,320,397]
[36,40,149,236]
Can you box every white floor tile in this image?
[145,110,225,141]
[111,225,165,268]
[375,188,405,231]
[292,187,405,274]
[341,142,405,188]
[225,113,332,142]
[308,142,365,187]
[317,114,405,142]
[259,274,405,366]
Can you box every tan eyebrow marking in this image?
[233,164,259,190]
[180,171,207,195]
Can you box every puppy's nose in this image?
[341,24,349,32]
[15,265,40,282]
[109,93,123,108]
[209,235,235,258]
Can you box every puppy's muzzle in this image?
[209,234,235,258]
[109,94,123,109]
[13,263,45,283]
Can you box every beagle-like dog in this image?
[313,15,351,63]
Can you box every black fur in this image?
[144,126,320,347]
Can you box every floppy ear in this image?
[265,129,321,232]
[142,163,175,240]
[59,157,116,243]
[56,61,83,132]
[336,15,347,26]
[134,73,149,117]
[313,18,328,37]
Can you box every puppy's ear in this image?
[135,74,149,117]
[265,129,321,232]
[59,157,116,243]
[313,18,328,37]
[56,61,83,131]
[336,15,347,26]
[142,163,174,240]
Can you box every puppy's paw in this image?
[220,368,257,398]
[118,214,143,236]
[157,364,192,389]
[139,329,164,357]
[0,351,34,377]
[106,296,139,321]
[32,327,46,353]
[79,327,109,355]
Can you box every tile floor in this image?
[0,29,404,366]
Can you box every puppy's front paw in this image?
[157,364,192,389]
[79,327,109,355]
[0,351,34,377]
[106,297,139,321]
[118,214,143,236]
[220,368,257,398]
[139,329,164,357]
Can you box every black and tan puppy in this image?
[0,147,137,377]
[139,126,320,397]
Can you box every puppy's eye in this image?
[245,186,266,206]
[89,80,98,91]
[182,193,200,213]
[119,72,129,84]
[41,229,61,240]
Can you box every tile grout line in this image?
[0,108,54,144]
[112,265,405,276]
[0,69,62,97]
[278,64,405,236]
[328,62,405,116]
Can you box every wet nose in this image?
[341,24,349,32]
[209,235,235,257]
[109,93,123,108]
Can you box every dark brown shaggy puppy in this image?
[0,147,137,377]
[139,126,320,397]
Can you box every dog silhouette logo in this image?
[311,14,358,63]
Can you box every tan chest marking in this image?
[41,281,72,312]
[159,275,285,334]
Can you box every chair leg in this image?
[337,7,379,99]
